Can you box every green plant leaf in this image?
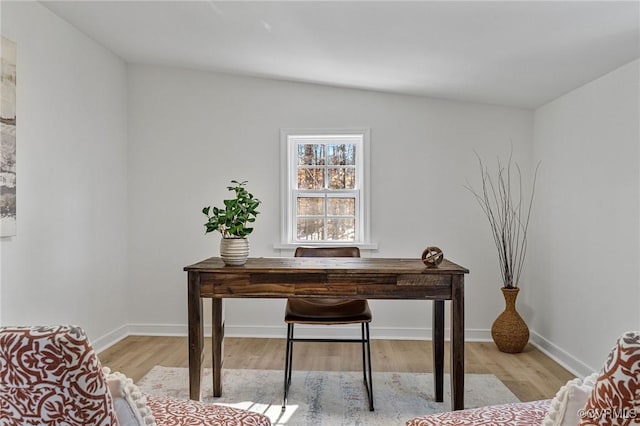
[199,180,261,237]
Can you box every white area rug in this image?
[137,366,519,425]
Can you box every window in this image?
[280,129,373,248]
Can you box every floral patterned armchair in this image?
[0,325,271,426]
[406,331,640,426]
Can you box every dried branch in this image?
[464,151,539,288]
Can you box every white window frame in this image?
[277,128,375,249]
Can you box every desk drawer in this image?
[397,274,451,287]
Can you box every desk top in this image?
[185,257,469,275]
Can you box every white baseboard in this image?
[91,324,130,354]
[127,323,189,337]
[529,330,595,378]
[96,325,594,379]
[112,323,492,342]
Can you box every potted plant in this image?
[202,180,261,266]
[465,151,539,353]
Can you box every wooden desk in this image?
[184,256,469,410]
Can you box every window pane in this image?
[297,144,325,165]
[297,197,324,216]
[328,167,355,189]
[285,130,367,245]
[297,218,324,240]
[327,144,356,165]
[327,197,355,216]
[297,168,324,189]
[327,218,356,241]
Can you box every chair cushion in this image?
[405,399,552,426]
[145,394,271,426]
[0,325,119,426]
[578,331,640,426]
[542,372,598,426]
[285,299,372,324]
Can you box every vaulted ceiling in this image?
[43,1,640,108]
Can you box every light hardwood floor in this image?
[99,336,574,402]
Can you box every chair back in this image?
[0,325,118,425]
[294,246,360,258]
[293,246,361,306]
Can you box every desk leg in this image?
[432,300,444,402]
[188,272,204,401]
[212,298,224,397]
[451,275,465,410]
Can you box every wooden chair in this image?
[282,246,374,411]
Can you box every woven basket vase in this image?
[491,287,529,353]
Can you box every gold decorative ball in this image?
[421,246,444,267]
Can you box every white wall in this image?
[0,1,129,349]
[8,5,635,376]
[127,65,534,339]
[530,59,640,376]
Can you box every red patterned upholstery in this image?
[407,332,640,426]
[0,326,271,426]
[0,325,119,426]
[147,395,271,426]
[579,331,640,426]
[406,399,552,426]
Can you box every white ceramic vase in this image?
[220,237,249,266]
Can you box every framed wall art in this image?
[1,36,16,237]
